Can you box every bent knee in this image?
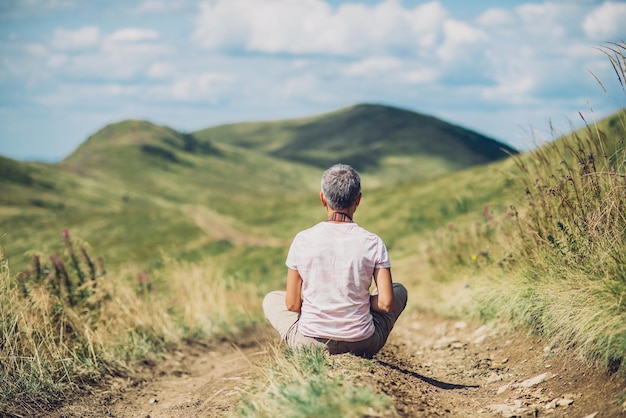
[392,282,407,298]
[392,283,408,309]
[263,290,286,314]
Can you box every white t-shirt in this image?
[286,221,391,341]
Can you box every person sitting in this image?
[263,163,407,358]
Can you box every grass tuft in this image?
[235,346,394,418]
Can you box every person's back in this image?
[289,221,386,341]
[263,163,407,358]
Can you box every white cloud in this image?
[51,26,100,51]
[437,20,488,62]
[105,84,142,96]
[46,54,68,68]
[62,53,146,80]
[22,43,48,56]
[400,68,438,84]
[583,2,626,41]
[466,2,607,106]
[246,0,335,54]
[514,2,583,41]
[26,1,609,116]
[191,0,256,51]
[107,28,160,43]
[43,26,169,81]
[196,72,234,89]
[477,8,516,27]
[330,0,444,54]
[149,72,236,102]
[344,56,402,77]
[191,0,447,56]
[53,39,170,80]
[480,76,537,104]
[403,1,448,50]
[147,62,175,79]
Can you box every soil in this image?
[42,311,625,418]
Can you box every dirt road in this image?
[48,311,624,417]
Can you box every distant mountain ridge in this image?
[52,103,518,188]
[193,103,517,172]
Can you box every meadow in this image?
[0,42,625,416]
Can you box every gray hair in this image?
[321,164,361,210]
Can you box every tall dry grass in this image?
[0,233,262,416]
[437,42,626,372]
[493,103,626,366]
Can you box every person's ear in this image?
[320,192,327,207]
[355,192,362,206]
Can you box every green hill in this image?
[0,122,321,269]
[194,103,517,183]
[60,119,319,207]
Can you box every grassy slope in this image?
[1,120,322,270]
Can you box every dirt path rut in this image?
[371,311,624,417]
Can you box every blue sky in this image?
[1,0,625,162]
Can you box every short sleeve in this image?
[375,237,391,269]
[285,234,300,270]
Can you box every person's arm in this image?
[371,267,394,313]
[285,268,303,313]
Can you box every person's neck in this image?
[326,211,353,223]
[325,206,356,223]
